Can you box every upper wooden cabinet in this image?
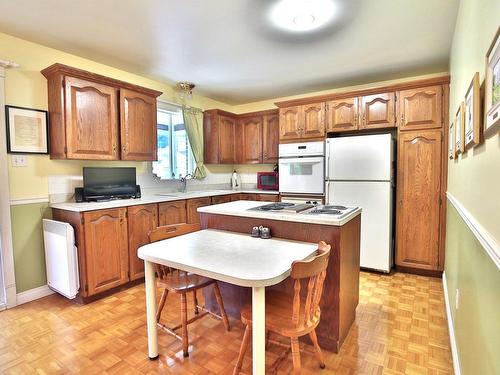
[262,113,279,163]
[359,93,396,129]
[237,116,263,164]
[120,89,158,161]
[398,86,443,130]
[279,104,325,141]
[303,103,326,139]
[396,130,443,270]
[204,109,279,165]
[279,106,303,140]
[326,98,359,132]
[41,63,162,160]
[127,204,158,281]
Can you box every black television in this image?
[83,167,137,200]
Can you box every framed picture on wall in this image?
[464,72,481,149]
[5,105,49,154]
[449,120,456,159]
[455,102,465,154]
[484,27,500,135]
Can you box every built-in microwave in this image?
[257,172,279,190]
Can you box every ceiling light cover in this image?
[270,0,336,32]
[175,82,195,101]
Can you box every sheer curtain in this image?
[182,106,207,179]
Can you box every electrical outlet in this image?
[11,155,28,167]
[455,289,460,310]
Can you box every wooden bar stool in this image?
[233,241,331,375]
[148,223,230,357]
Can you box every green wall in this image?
[444,203,499,375]
[10,203,52,293]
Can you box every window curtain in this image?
[182,106,207,179]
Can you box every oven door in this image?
[278,156,324,194]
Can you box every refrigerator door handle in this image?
[325,146,331,180]
[325,181,330,203]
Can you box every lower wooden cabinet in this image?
[239,193,257,201]
[127,204,158,280]
[158,200,186,225]
[83,208,129,295]
[396,130,443,271]
[211,195,232,204]
[187,197,212,224]
[256,194,279,202]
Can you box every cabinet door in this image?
[239,193,257,201]
[302,103,325,139]
[398,86,443,130]
[120,89,157,161]
[127,204,158,280]
[219,115,236,164]
[83,208,129,295]
[186,197,212,224]
[65,77,119,160]
[238,116,263,164]
[256,194,279,202]
[211,195,232,204]
[360,93,395,129]
[262,113,279,163]
[279,106,303,140]
[203,111,220,164]
[230,194,242,201]
[396,130,442,270]
[158,200,187,226]
[326,98,359,132]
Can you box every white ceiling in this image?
[0,0,459,104]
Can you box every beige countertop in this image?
[198,200,361,226]
[49,189,279,212]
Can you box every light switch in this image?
[11,155,28,167]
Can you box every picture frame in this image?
[484,26,500,135]
[464,72,481,149]
[455,102,465,154]
[5,105,49,154]
[449,120,456,159]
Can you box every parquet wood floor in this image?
[0,272,453,374]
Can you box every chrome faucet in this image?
[179,173,193,193]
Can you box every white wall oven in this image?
[278,141,324,196]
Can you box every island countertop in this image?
[197,200,361,226]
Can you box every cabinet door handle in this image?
[400,114,404,126]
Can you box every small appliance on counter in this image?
[75,167,140,202]
[256,171,279,190]
[231,170,241,190]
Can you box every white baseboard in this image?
[442,271,461,375]
[16,284,54,305]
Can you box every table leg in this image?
[145,260,158,359]
[252,286,265,375]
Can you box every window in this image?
[152,102,195,180]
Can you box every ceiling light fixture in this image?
[270,0,336,32]
[175,81,195,101]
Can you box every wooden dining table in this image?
[138,229,318,375]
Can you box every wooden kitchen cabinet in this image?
[256,194,279,202]
[231,194,242,201]
[359,92,396,129]
[396,130,443,271]
[127,204,158,280]
[262,113,279,163]
[279,106,303,140]
[239,193,257,201]
[120,89,158,160]
[203,110,238,164]
[237,116,263,164]
[302,102,326,139]
[219,115,237,164]
[158,200,187,225]
[64,77,119,160]
[279,104,325,141]
[326,98,359,132]
[41,63,161,160]
[186,197,212,224]
[398,86,443,130]
[83,208,129,295]
[212,195,232,204]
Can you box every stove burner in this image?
[276,202,294,207]
[308,209,343,215]
[323,205,348,210]
[257,202,294,211]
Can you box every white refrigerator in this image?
[325,134,394,272]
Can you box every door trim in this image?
[0,61,19,308]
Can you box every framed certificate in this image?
[485,27,500,135]
[5,105,49,154]
[464,72,481,149]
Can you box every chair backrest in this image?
[290,241,331,328]
[148,223,201,279]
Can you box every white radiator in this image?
[42,219,79,299]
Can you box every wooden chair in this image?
[233,241,331,375]
[148,223,230,357]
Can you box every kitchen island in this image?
[198,200,361,353]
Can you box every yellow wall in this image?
[447,0,500,242]
[0,32,234,199]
